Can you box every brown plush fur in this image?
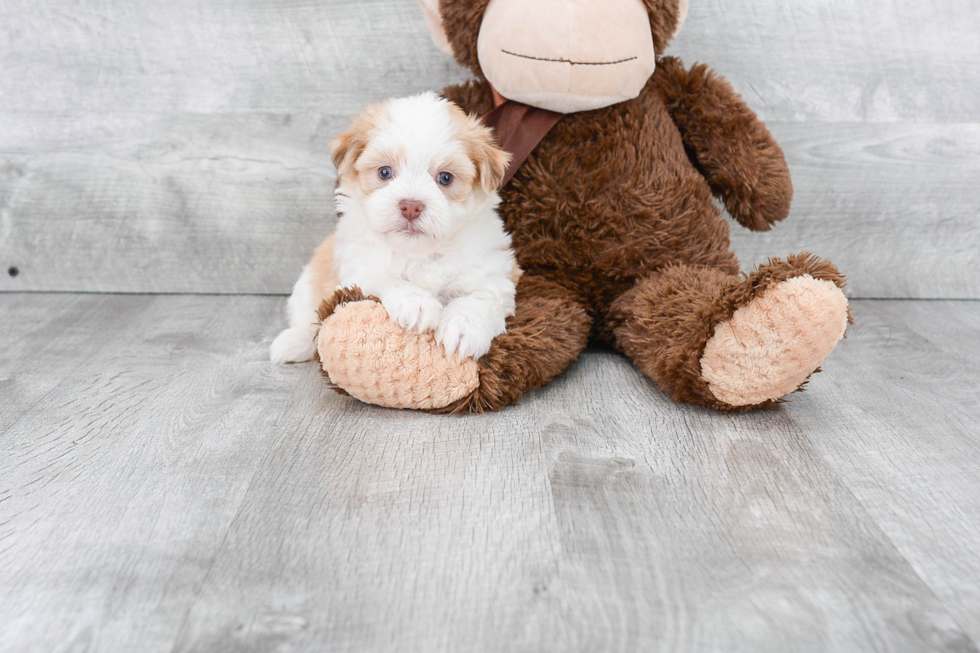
[640,0,689,53]
[655,58,793,231]
[315,286,378,325]
[608,254,852,411]
[445,76,746,325]
[318,2,840,412]
[437,0,494,79]
[436,274,592,414]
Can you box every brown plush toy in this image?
[313,0,851,412]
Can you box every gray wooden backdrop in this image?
[1,0,979,297]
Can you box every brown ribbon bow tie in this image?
[481,101,564,188]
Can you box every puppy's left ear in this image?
[469,126,512,193]
[450,104,512,192]
[476,140,512,193]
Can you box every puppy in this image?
[271,92,516,365]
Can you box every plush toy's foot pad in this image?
[316,293,479,411]
[700,275,849,407]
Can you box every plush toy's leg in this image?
[608,254,851,410]
[316,275,592,413]
[440,275,592,413]
[316,287,481,410]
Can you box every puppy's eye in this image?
[378,166,394,181]
[437,172,454,186]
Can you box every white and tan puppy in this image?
[271,92,516,365]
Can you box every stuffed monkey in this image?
[313,0,851,412]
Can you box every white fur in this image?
[270,266,320,364]
[272,93,516,364]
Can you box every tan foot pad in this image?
[700,275,849,407]
[317,300,479,410]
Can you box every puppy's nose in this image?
[399,200,425,222]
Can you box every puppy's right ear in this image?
[331,104,386,179]
[330,125,367,180]
[420,0,454,56]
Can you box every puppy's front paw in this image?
[381,288,442,332]
[436,299,500,360]
[270,327,318,364]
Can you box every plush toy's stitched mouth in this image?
[501,49,637,67]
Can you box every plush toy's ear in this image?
[673,0,690,39]
[420,0,454,56]
[643,0,691,50]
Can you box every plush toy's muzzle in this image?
[477,0,656,113]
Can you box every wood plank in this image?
[0,294,338,652]
[785,300,980,645]
[0,111,342,295]
[0,304,980,653]
[0,294,116,434]
[0,0,977,122]
[3,0,979,296]
[671,0,980,123]
[734,122,980,299]
[3,119,977,297]
[0,0,468,117]
[2,297,979,652]
[168,306,980,652]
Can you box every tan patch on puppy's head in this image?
[447,102,511,193]
[330,100,391,180]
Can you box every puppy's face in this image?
[331,93,510,246]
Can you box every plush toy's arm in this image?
[655,57,792,232]
[441,79,495,117]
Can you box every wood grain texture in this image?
[3,119,978,297]
[1,0,978,297]
[1,0,976,122]
[0,0,469,117]
[795,301,980,645]
[734,122,980,299]
[0,295,294,651]
[671,0,980,123]
[1,294,979,652]
[0,112,341,295]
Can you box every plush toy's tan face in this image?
[478,0,654,114]
[422,0,689,114]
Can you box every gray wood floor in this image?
[2,294,979,652]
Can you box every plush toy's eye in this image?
[437,172,454,186]
[379,166,394,181]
